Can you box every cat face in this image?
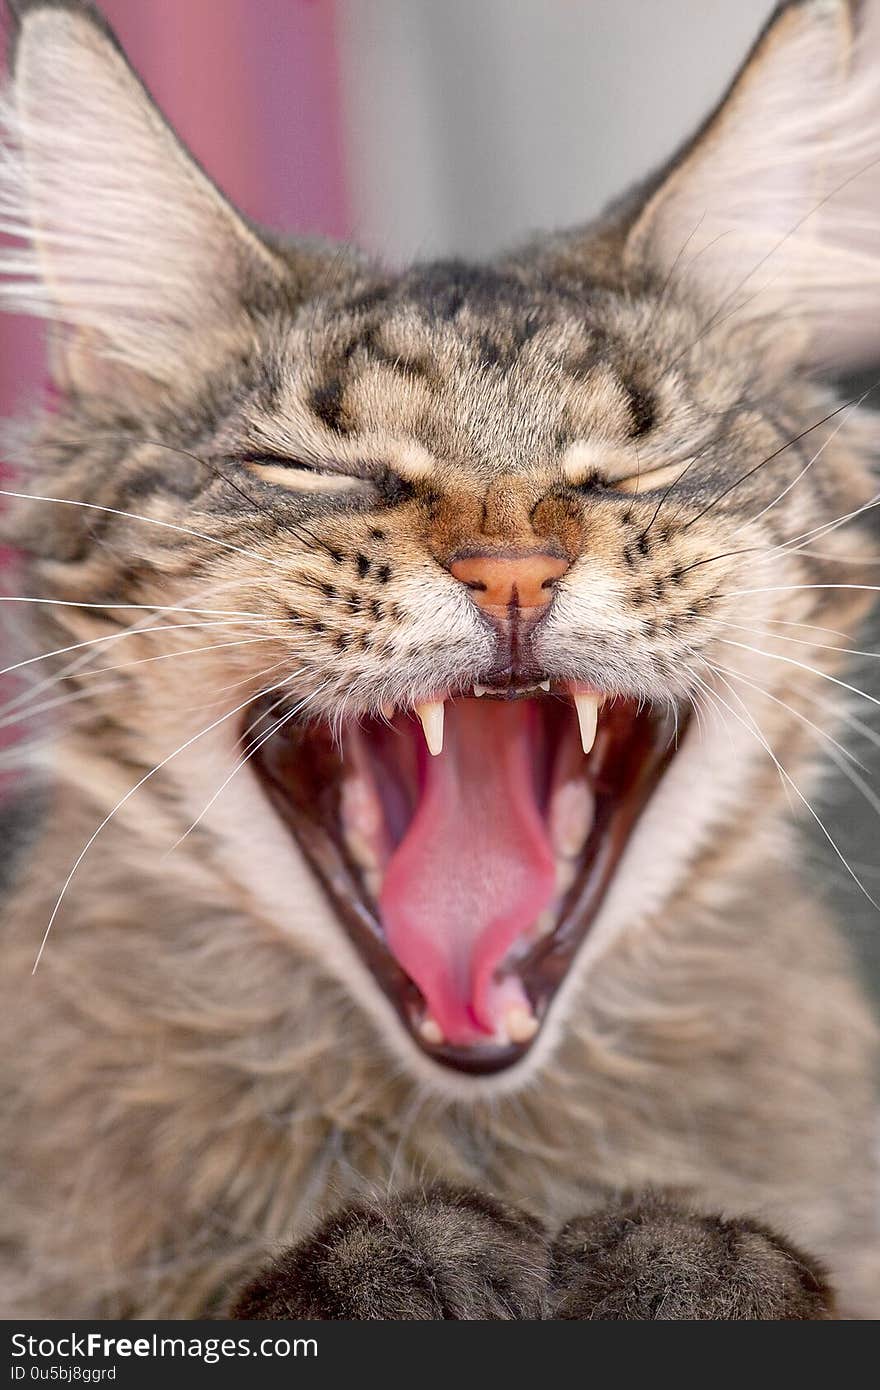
[3,0,878,1091]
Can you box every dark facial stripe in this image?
[310,378,349,434]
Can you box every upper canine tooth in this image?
[533,908,555,938]
[473,683,487,697]
[381,702,395,720]
[573,691,600,755]
[416,700,445,755]
[539,679,551,692]
[550,779,594,859]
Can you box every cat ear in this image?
[624,0,880,374]
[0,0,287,398]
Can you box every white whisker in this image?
[740,616,854,639]
[0,618,270,681]
[77,634,280,680]
[693,669,880,913]
[776,490,880,554]
[801,687,880,754]
[168,679,328,853]
[709,659,868,772]
[0,616,283,720]
[788,549,880,563]
[204,655,303,701]
[745,388,867,526]
[30,670,301,974]
[0,597,268,616]
[0,486,295,574]
[717,636,880,710]
[713,618,879,662]
[0,575,286,718]
[0,680,121,732]
[721,583,880,600]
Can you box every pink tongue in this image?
[379,702,556,1044]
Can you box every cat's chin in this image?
[246,686,680,1076]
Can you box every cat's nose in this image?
[449,551,570,613]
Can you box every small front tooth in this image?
[419,1016,445,1046]
[344,828,379,875]
[349,831,377,870]
[539,679,550,692]
[340,776,383,838]
[416,699,445,755]
[573,691,600,755]
[533,908,556,938]
[550,779,595,859]
[555,857,578,897]
[505,1005,539,1045]
[473,683,487,698]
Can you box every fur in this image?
[1,0,879,1317]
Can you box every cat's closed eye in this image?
[561,444,697,497]
[241,453,376,494]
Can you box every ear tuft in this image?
[625,0,880,374]
[0,1,284,395]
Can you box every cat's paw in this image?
[548,1195,834,1320]
[229,1184,549,1319]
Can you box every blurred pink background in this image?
[0,0,351,421]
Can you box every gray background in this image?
[337,0,775,262]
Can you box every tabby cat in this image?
[1,0,879,1319]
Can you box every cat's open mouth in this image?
[247,685,678,1075]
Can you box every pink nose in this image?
[450,552,570,613]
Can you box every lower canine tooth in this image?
[573,691,600,755]
[550,779,594,859]
[344,829,379,874]
[505,1005,539,1044]
[340,777,383,840]
[416,699,445,755]
[534,908,555,938]
[555,856,578,897]
[419,1017,445,1046]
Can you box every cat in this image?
[1,0,879,1319]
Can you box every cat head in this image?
[2,0,878,1093]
